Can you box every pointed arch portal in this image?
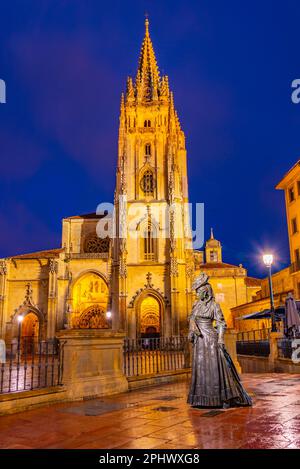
[139,294,161,338]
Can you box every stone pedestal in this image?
[224,329,241,375]
[269,331,283,368]
[56,329,128,400]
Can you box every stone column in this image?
[224,328,242,374]
[170,258,179,336]
[269,331,283,371]
[47,259,58,339]
[56,329,128,400]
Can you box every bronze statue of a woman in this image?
[187,272,252,408]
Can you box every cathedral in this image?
[0,20,259,345]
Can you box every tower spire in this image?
[145,15,149,33]
[136,18,160,101]
[210,227,214,239]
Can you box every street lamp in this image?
[17,315,24,357]
[263,254,277,332]
[106,311,112,328]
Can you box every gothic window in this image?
[144,224,155,261]
[144,119,151,127]
[84,235,110,253]
[140,170,155,196]
[145,143,151,157]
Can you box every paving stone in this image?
[0,373,299,449]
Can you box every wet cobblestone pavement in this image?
[0,373,300,449]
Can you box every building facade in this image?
[231,160,300,331]
[276,160,300,298]
[0,20,260,345]
[0,20,195,344]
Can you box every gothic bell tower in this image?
[111,19,194,338]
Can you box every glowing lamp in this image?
[17,315,24,323]
[106,311,112,319]
[263,254,273,268]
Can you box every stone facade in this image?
[277,160,300,298]
[231,160,300,331]
[0,20,259,344]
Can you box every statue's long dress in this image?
[187,299,252,407]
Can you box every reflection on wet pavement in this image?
[0,373,299,449]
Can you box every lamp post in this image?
[263,254,277,332]
[17,315,24,357]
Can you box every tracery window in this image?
[84,235,110,253]
[140,170,155,196]
[77,306,109,329]
[144,224,155,261]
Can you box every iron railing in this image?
[124,336,190,377]
[0,337,64,394]
[236,328,271,357]
[237,329,271,342]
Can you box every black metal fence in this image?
[0,337,64,394]
[123,336,190,377]
[236,328,271,357]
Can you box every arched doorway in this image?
[21,312,40,353]
[139,295,161,339]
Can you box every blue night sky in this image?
[0,0,299,278]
